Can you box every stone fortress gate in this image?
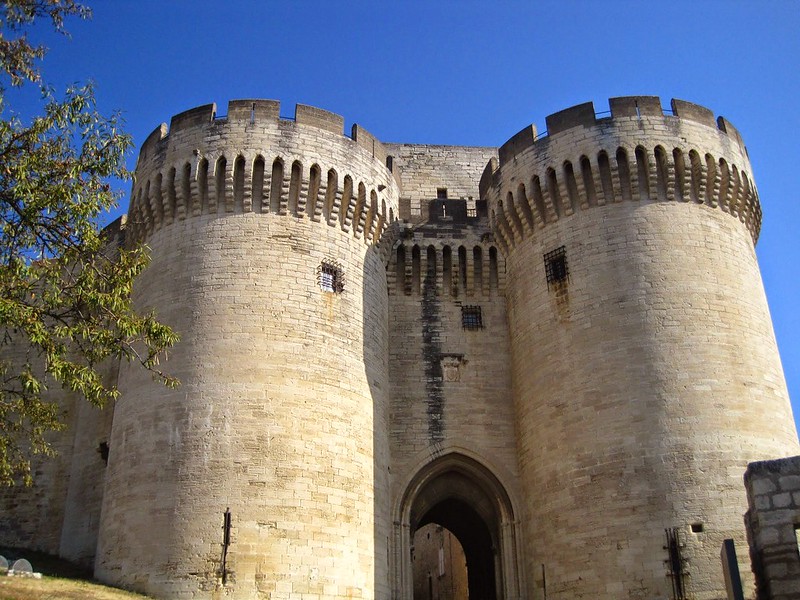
[0,96,798,600]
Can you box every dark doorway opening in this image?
[412,498,496,600]
[397,453,521,599]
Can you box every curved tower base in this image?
[95,101,399,599]
[483,96,799,599]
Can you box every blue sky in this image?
[11,1,800,434]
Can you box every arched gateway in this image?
[393,453,524,599]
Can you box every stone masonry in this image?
[745,456,800,600]
[0,95,798,600]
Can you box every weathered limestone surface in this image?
[0,96,798,600]
[384,144,496,222]
[93,102,398,600]
[745,456,800,600]
[483,97,799,600]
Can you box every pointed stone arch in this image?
[393,452,524,599]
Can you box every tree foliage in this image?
[0,1,178,485]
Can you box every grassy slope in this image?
[0,548,153,600]
[0,576,153,600]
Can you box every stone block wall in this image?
[384,144,496,222]
[57,387,115,567]
[0,390,77,555]
[745,456,800,600]
[0,226,122,563]
[1,96,798,600]
[96,101,401,600]
[484,96,799,599]
[412,524,468,600]
[387,216,517,488]
[385,167,525,598]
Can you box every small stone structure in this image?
[0,95,798,600]
[745,456,800,599]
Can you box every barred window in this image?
[318,260,344,293]
[461,305,483,330]
[544,246,568,288]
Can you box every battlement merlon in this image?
[482,96,763,251]
[495,96,749,168]
[127,100,402,248]
[136,100,390,173]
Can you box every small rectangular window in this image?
[461,305,482,330]
[795,524,800,557]
[321,269,335,292]
[318,260,344,293]
[436,188,448,199]
[544,246,568,288]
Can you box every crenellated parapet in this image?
[126,100,401,247]
[480,96,762,254]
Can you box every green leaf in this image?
[0,0,178,486]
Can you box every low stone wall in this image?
[744,455,800,600]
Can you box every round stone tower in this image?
[481,96,800,600]
[95,100,399,599]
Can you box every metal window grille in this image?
[317,260,344,293]
[544,246,568,288]
[461,305,483,330]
